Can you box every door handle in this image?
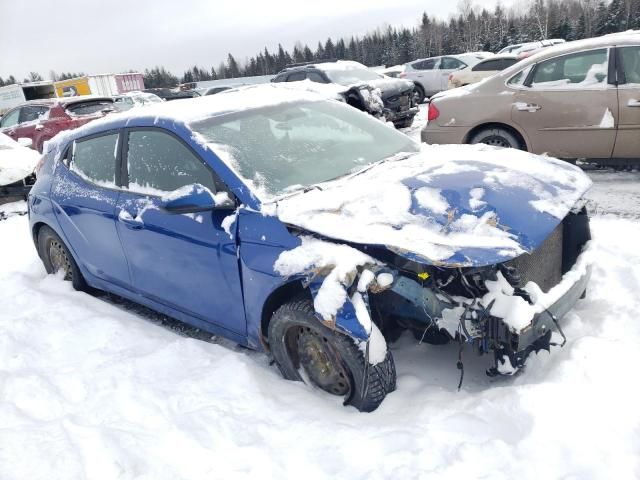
[628,99,640,107]
[118,210,144,230]
[515,103,542,112]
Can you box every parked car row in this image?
[421,31,640,166]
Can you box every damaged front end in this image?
[301,206,592,380]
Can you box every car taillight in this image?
[399,72,407,78]
[427,102,440,122]
[448,74,453,81]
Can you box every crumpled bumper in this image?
[493,255,592,373]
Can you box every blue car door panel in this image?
[49,132,131,287]
[115,128,246,334]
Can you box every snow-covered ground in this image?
[1,107,639,478]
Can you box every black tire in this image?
[268,299,396,412]
[470,127,523,150]
[394,117,414,129]
[413,84,426,104]
[37,225,86,290]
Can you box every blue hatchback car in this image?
[29,85,592,411]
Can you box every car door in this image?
[408,58,438,95]
[50,130,131,287]
[438,57,466,91]
[115,127,246,335]
[16,105,51,149]
[470,58,503,84]
[511,47,618,159]
[612,45,640,160]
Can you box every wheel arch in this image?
[464,122,529,151]
[260,279,311,345]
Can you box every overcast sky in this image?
[0,0,517,80]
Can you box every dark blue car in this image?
[28,85,592,411]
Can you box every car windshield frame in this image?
[189,99,419,200]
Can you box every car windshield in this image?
[190,100,418,197]
[323,68,382,86]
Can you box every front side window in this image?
[306,72,326,83]
[126,130,216,195]
[619,46,640,84]
[71,133,119,185]
[530,49,608,89]
[0,109,20,129]
[287,72,307,82]
[190,100,418,197]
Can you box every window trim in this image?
[522,47,614,91]
[121,126,231,199]
[66,129,123,191]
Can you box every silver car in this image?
[401,52,493,102]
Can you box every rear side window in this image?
[530,49,608,88]
[472,59,503,72]
[619,46,640,84]
[71,133,119,185]
[502,58,519,69]
[66,100,114,116]
[19,105,49,124]
[412,59,436,71]
[126,130,216,195]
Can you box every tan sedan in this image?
[422,32,640,165]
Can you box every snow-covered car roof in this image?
[0,133,39,186]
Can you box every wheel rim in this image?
[48,239,73,281]
[294,326,351,397]
[482,135,512,148]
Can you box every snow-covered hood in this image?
[365,77,415,97]
[0,134,39,186]
[273,144,592,267]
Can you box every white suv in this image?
[400,52,493,102]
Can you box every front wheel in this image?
[470,127,523,150]
[38,225,86,290]
[413,85,426,104]
[268,299,396,412]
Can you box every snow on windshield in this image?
[318,60,383,85]
[190,100,417,196]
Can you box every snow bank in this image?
[1,207,639,478]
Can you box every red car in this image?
[0,96,115,153]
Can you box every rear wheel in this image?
[268,299,396,412]
[413,84,426,104]
[470,127,523,150]
[394,117,414,129]
[37,225,86,290]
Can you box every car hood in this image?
[364,77,414,97]
[0,135,39,186]
[272,144,592,267]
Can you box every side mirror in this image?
[17,137,33,148]
[160,183,235,213]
